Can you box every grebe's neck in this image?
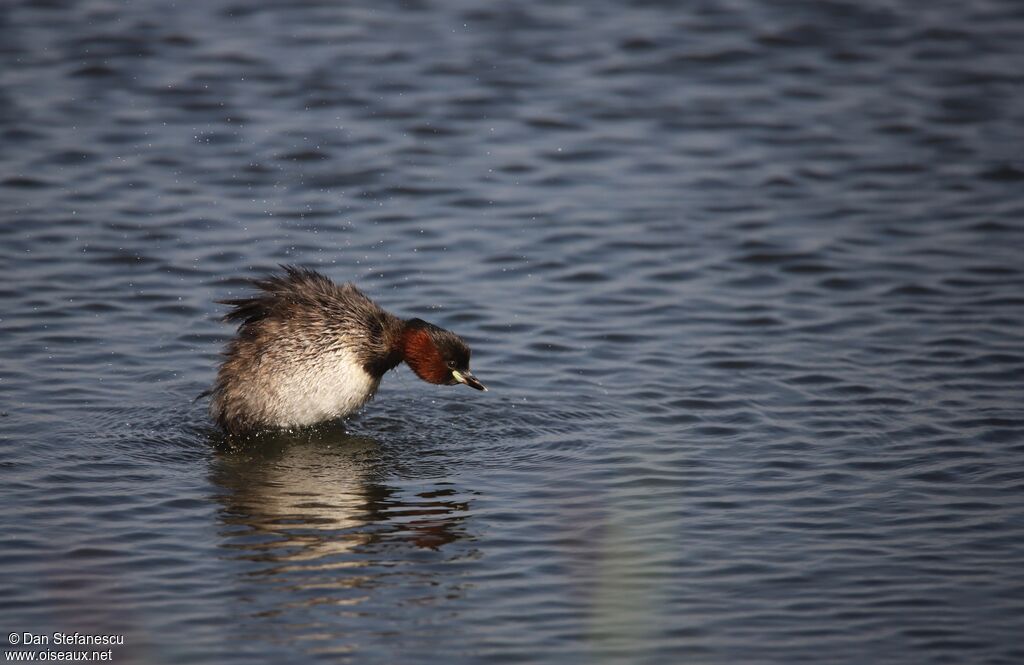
[399,319,451,385]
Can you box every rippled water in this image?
[3,1,1024,663]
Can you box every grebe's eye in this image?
[447,360,457,369]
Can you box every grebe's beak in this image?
[452,370,487,392]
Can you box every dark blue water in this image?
[2,1,1024,663]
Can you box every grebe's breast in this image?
[261,345,380,428]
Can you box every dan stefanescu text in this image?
[16,633,124,646]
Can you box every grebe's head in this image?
[401,318,487,391]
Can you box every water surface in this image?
[2,1,1024,663]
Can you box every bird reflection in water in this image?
[207,424,475,632]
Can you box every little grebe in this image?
[209,266,485,434]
